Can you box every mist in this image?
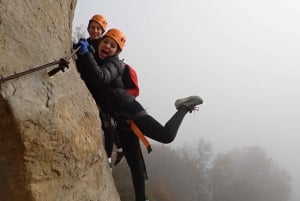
[73,1,300,200]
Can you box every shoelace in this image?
[187,105,199,113]
[193,106,199,111]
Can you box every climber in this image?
[76,14,124,167]
[86,14,107,51]
[75,28,203,201]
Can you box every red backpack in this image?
[122,63,140,97]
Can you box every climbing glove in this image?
[78,38,89,55]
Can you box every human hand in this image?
[78,38,89,55]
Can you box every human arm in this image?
[77,53,122,87]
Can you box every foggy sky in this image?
[73,1,300,200]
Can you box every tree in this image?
[144,144,181,201]
[209,146,291,201]
[144,139,213,201]
[112,159,135,201]
[177,140,213,201]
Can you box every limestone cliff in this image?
[0,0,119,200]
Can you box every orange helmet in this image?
[103,28,126,50]
[89,14,108,32]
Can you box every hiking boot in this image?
[114,150,124,166]
[175,95,203,112]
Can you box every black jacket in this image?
[87,38,101,56]
[76,52,135,114]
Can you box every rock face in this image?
[0,1,120,201]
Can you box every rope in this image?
[0,46,80,84]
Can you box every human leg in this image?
[116,120,147,201]
[114,95,202,143]
[113,132,124,166]
[101,115,115,158]
[133,96,203,143]
[133,109,186,143]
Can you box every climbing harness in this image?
[127,120,152,153]
[0,46,80,84]
[116,110,152,153]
